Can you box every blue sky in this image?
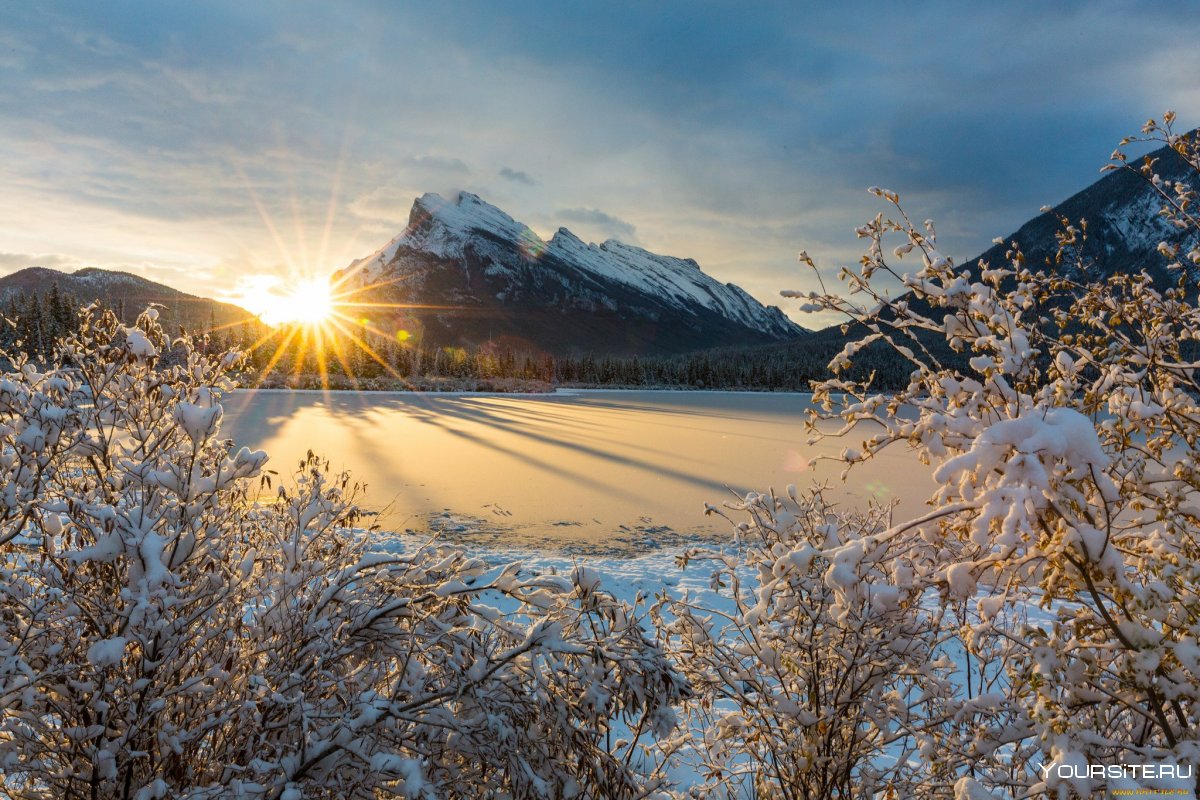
[1,1,1197,319]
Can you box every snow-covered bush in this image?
[782,114,1200,797]
[656,489,948,799]
[0,306,687,798]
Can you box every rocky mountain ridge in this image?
[338,192,803,356]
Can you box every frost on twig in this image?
[752,113,1200,797]
[662,114,1200,799]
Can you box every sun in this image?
[259,277,335,326]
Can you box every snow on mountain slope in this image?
[965,135,1200,284]
[355,193,539,271]
[545,230,785,333]
[344,192,801,350]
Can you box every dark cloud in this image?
[557,208,637,240]
[499,167,536,186]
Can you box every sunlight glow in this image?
[259,277,334,325]
[219,160,476,394]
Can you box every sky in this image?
[2,0,1198,323]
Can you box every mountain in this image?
[636,136,1200,391]
[336,192,804,356]
[0,266,254,331]
[965,137,1200,284]
[786,137,1200,383]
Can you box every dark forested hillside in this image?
[0,267,253,331]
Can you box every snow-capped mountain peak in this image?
[548,227,585,249]
[354,193,544,276]
[340,191,803,356]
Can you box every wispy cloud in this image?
[408,156,469,174]
[499,167,536,186]
[557,208,637,241]
[0,252,84,274]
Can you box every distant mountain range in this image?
[329,135,1200,363]
[335,192,804,356]
[0,266,254,332]
[3,134,1196,373]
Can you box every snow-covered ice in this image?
[221,389,936,547]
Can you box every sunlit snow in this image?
[221,389,934,550]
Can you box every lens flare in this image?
[518,228,546,260]
[259,278,334,325]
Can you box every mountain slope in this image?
[0,266,255,331]
[338,192,803,356]
[965,137,1200,283]
[793,137,1200,379]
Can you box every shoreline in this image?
[231,385,819,396]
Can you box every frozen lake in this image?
[220,389,934,552]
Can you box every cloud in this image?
[348,186,424,224]
[0,28,35,69]
[2,1,1200,322]
[557,208,637,241]
[346,156,473,223]
[0,252,84,274]
[406,156,469,174]
[499,167,536,185]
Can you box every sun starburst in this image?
[258,277,335,326]
[222,153,474,393]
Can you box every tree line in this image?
[0,284,81,363]
[209,320,937,391]
[3,284,937,391]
